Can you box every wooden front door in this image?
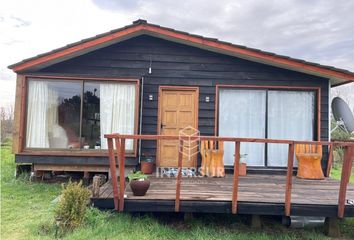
[158,87,199,167]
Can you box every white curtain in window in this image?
[26,81,50,148]
[47,88,69,148]
[267,91,314,166]
[47,88,59,133]
[26,80,69,148]
[219,89,266,166]
[100,83,136,150]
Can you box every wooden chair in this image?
[200,141,225,177]
[295,144,324,180]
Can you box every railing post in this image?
[232,141,241,214]
[118,138,126,212]
[326,144,334,177]
[285,142,295,216]
[175,139,183,212]
[338,146,354,218]
[108,137,119,211]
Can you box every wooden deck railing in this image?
[104,134,354,218]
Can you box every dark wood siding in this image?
[23,35,329,168]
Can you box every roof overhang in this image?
[9,20,354,87]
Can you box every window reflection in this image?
[82,82,101,149]
[26,79,81,149]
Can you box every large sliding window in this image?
[219,89,266,166]
[25,77,138,152]
[218,87,316,167]
[267,91,314,166]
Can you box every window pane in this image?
[26,79,81,149]
[82,82,101,149]
[219,89,266,166]
[82,81,137,151]
[267,91,315,166]
[100,82,136,150]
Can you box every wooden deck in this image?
[91,174,354,217]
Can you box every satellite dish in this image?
[331,97,354,133]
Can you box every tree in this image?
[0,106,14,143]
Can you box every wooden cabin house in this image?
[8,20,354,231]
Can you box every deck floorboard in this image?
[92,174,354,216]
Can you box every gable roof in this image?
[9,19,354,87]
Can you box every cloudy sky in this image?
[1,0,353,109]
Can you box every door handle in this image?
[161,123,166,129]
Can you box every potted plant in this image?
[239,154,248,176]
[128,171,150,196]
[140,153,154,174]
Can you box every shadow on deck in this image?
[91,174,354,217]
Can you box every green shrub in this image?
[55,180,91,231]
[331,117,354,141]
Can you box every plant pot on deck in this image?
[239,163,247,176]
[130,179,150,196]
[141,157,154,174]
[234,154,247,176]
[128,171,150,196]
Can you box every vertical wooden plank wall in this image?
[19,35,330,167]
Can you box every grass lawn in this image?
[1,140,353,240]
[330,168,354,184]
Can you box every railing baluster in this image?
[338,146,354,218]
[348,148,354,183]
[232,141,241,214]
[175,139,183,212]
[108,137,119,210]
[326,144,334,177]
[119,138,126,212]
[285,143,295,216]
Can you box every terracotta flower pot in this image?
[141,159,154,174]
[239,163,247,176]
[130,179,150,196]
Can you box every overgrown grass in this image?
[1,140,60,239]
[330,149,354,184]
[1,141,353,239]
[330,167,354,184]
